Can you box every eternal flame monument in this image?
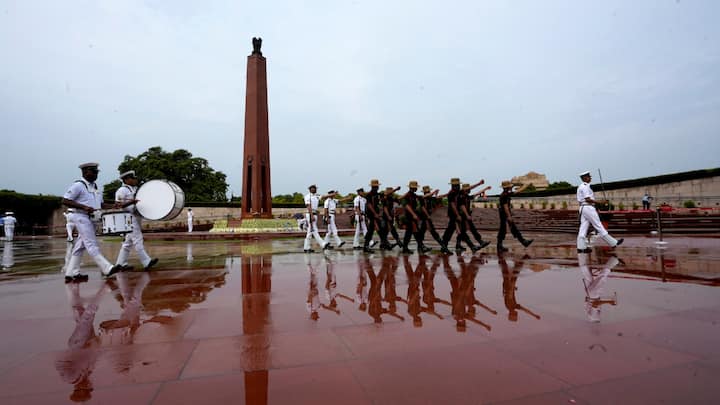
[241,37,272,219]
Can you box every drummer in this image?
[114,170,159,271]
[61,162,128,283]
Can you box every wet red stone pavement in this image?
[0,234,718,404]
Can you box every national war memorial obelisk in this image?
[241,37,272,219]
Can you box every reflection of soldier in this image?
[403,255,424,327]
[366,256,386,323]
[55,282,106,402]
[579,253,619,322]
[305,254,320,320]
[499,254,541,322]
[354,251,369,311]
[443,255,468,331]
[101,272,151,345]
[421,256,448,319]
[186,243,194,263]
[382,256,404,321]
[464,256,496,328]
[445,255,492,332]
[2,241,13,269]
[321,252,353,314]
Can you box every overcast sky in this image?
[1,0,719,198]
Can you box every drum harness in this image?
[73,179,101,219]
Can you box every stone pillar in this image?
[241,37,272,219]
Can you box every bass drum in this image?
[135,180,185,220]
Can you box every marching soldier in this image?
[62,162,127,282]
[114,170,159,270]
[2,212,17,241]
[381,186,402,249]
[418,186,452,255]
[363,179,390,253]
[459,182,492,251]
[442,178,481,253]
[352,188,368,249]
[497,180,533,252]
[304,184,329,253]
[322,190,346,249]
[400,181,429,254]
[576,171,623,252]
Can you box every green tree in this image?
[102,146,228,202]
[272,192,304,204]
[547,181,573,190]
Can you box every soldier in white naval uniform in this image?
[576,171,623,252]
[322,190,346,249]
[304,184,329,252]
[2,212,17,241]
[352,188,368,249]
[114,170,159,270]
[61,162,127,283]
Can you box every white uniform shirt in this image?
[304,193,320,212]
[353,195,367,214]
[63,179,102,210]
[2,216,16,226]
[324,198,337,214]
[577,182,594,205]
[115,185,138,214]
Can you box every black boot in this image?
[521,239,534,248]
[497,242,509,252]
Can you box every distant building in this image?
[511,171,549,190]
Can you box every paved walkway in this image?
[0,234,718,404]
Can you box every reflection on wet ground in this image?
[0,234,718,404]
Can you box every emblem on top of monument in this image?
[252,37,262,56]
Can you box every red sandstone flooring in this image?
[0,235,718,404]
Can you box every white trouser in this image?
[66,222,75,240]
[304,213,326,250]
[4,225,14,241]
[323,213,343,245]
[70,214,113,275]
[577,206,618,249]
[187,218,193,232]
[353,215,368,247]
[116,215,151,267]
[2,241,13,268]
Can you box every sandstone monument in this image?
[511,171,549,190]
[241,37,272,219]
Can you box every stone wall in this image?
[479,175,720,211]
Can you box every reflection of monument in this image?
[241,37,272,219]
[241,252,272,404]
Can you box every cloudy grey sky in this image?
[1,0,719,198]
